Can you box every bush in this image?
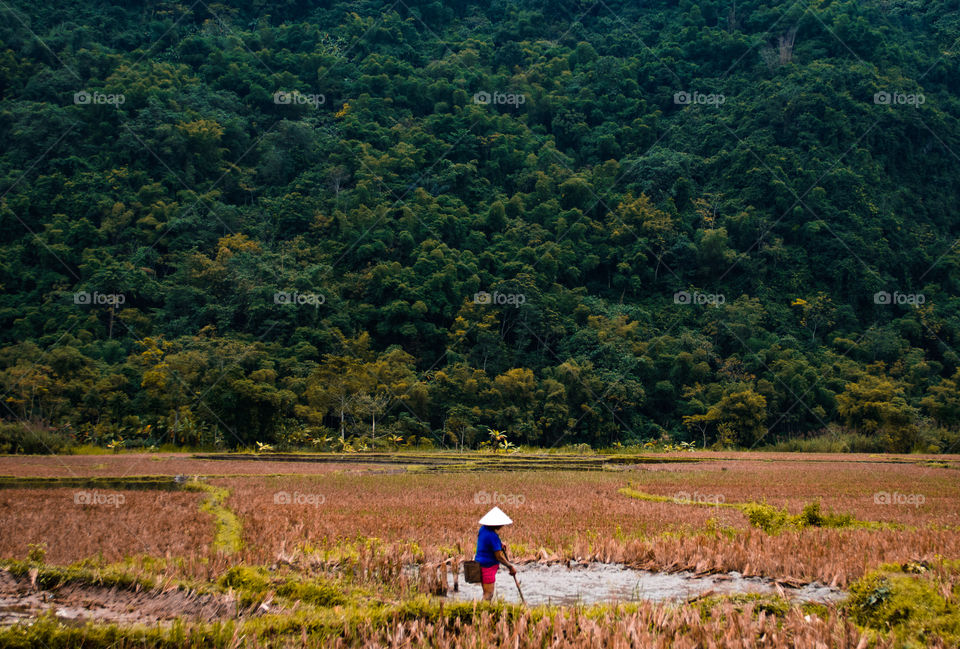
[742,500,856,534]
[846,569,960,644]
[914,420,960,454]
[760,430,885,453]
[796,501,854,528]
[742,502,793,534]
[0,422,74,454]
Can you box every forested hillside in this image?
[2,0,959,453]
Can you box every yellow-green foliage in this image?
[743,501,858,534]
[216,565,272,608]
[741,502,795,534]
[276,577,346,607]
[620,486,870,535]
[217,566,346,609]
[0,613,237,649]
[846,568,960,645]
[693,593,791,618]
[186,481,242,554]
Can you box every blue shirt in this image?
[474,526,503,567]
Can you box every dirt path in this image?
[0,570,248,627]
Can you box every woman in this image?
[474,506,517,601]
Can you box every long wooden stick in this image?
[512,573,525,604]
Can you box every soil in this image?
[0,569,251,627]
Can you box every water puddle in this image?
[448,563,845,606]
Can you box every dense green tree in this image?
[1,0,959,451]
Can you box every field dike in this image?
[184,480,243,555]
[191,452,704,472]
[0,476,182,490]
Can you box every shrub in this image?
[796,501,854,528]
[846,569,960,644]
[0,422,74,454]
[742,502,793,534]
[742,501,856,534]
[760,430,885,453]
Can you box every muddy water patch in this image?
[449,563,845,606]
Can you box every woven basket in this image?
[463,560,483,583]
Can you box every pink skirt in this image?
[480,564,498,584]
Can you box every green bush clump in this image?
[742,502,794,534]
[795,501,855,528]
[217,566,347,609]
[846,569,960,645]
[742,501,857,534]
[0,422,74,454]
[217,565,270,594]
[277,577,346,607]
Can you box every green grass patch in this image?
[216,564,347,609]
[620,485,883,534]
[846,567,960,646]
[0,613,238,649]
[1,559,158,591]
[217,564,270,593]
[185,480,242,555]
[741,501,871,534]
[691,592,791,618]
[276,577,346,607]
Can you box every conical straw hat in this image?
[478,506,513,526]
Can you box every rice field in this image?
[1,451,958,647]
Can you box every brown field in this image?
[629,459,960,526]
[222,460,960,587]
[2,454,956,584]
[0,488,213,564]
[317,605,922,649]
[1,451,958,647]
